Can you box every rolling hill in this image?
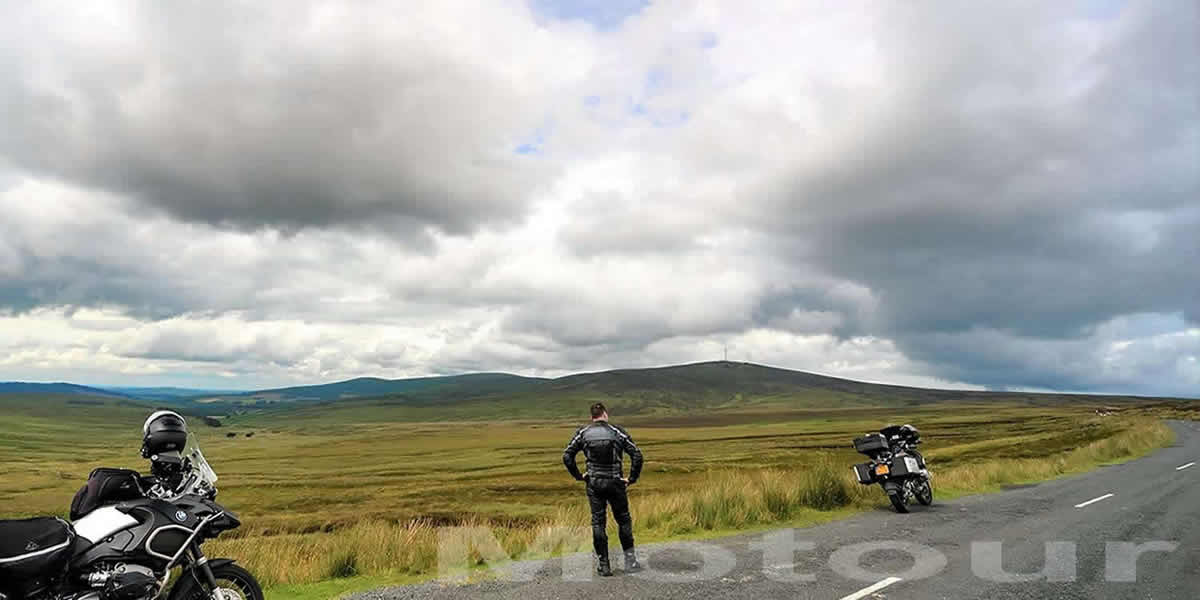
[211,372,547,403]
[99,386,250,401]
[3,362,1195,424]
[0,382,132,399]
[223,361,1199,424]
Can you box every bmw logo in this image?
[175,510,188,523]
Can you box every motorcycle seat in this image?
[0,517,72,563]
[0,517,75,599]
[0,517,76,599]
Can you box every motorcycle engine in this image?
[102,571,159,600]
[79,564,161,600]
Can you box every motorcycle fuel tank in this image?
[73,506,139,543]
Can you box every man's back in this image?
[561,403,645,576]
[563,420,643,482]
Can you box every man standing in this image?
[563,402,644,576]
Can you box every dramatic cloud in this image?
[0,0,1196,396]
[0,1,575,234]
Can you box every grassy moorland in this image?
[208,409,1180,598]
[1,363,1196,599]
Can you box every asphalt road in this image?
[351,420,1200,600]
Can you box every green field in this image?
[2,365,1197,599]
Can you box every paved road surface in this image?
[351,420,1200,600]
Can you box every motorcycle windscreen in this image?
[184,435,219,486]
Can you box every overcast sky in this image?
[0,1,1196,395]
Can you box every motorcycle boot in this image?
[624,549,643,573]
[596,554,614,577]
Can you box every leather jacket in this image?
[563,420,644,483]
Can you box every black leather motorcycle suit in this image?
[563,420,644,559]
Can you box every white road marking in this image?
[839,577,903,600]
[1075,493,1115,508]
[1177,462,1195,471]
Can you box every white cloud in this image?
[0,1,1195,395]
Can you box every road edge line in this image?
[839,576,903,600]
[1074,493,1115,508]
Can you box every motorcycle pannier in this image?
[852,462,877,484]
[853,433,889,455]
[891,455,923,477]
[0,517,74,599]
[70,467,144,521]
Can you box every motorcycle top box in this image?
[0,517,74,599]
[853,433,889,455]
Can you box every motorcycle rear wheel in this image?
[888,490,910,513]
[916,478,934,506]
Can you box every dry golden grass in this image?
[213,418,1172,587]
[933,418,1172,494]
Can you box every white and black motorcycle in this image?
[0,412,262,600]
[851,424,933,513]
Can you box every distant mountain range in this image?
[0,382,134,398]
[99,386,252,401]
[3,362,1194,418]
[222,372,545,403]
[2,372,549,405]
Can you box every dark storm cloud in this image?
[0,253,191,319]
[0,2,551,235]
[895,314,1200,397]
[0,183,398,320]
[743,1,1199,389]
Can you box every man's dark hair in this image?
[590,403,607,419]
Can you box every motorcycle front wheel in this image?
[170,562,264,600]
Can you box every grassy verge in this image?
[246,417,1174,599]
[933,417,1174,497]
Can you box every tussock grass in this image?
[212,417,1173,589]
[933,418,1172,495]
[211,520,439,587]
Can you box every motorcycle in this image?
[851,424,933,513]
[0,436,262,600]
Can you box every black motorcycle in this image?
[852,424,933,513]
[0,438,262,600]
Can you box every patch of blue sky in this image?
[649,110,689,128]
[644,67,670,97]
[1076,0,1125,20]
[580,66,689,129]
[579,94,688,129]
[626,99,689,128]
[513,123,552,156]
[529,0,649,31]
[514,142,540,155]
